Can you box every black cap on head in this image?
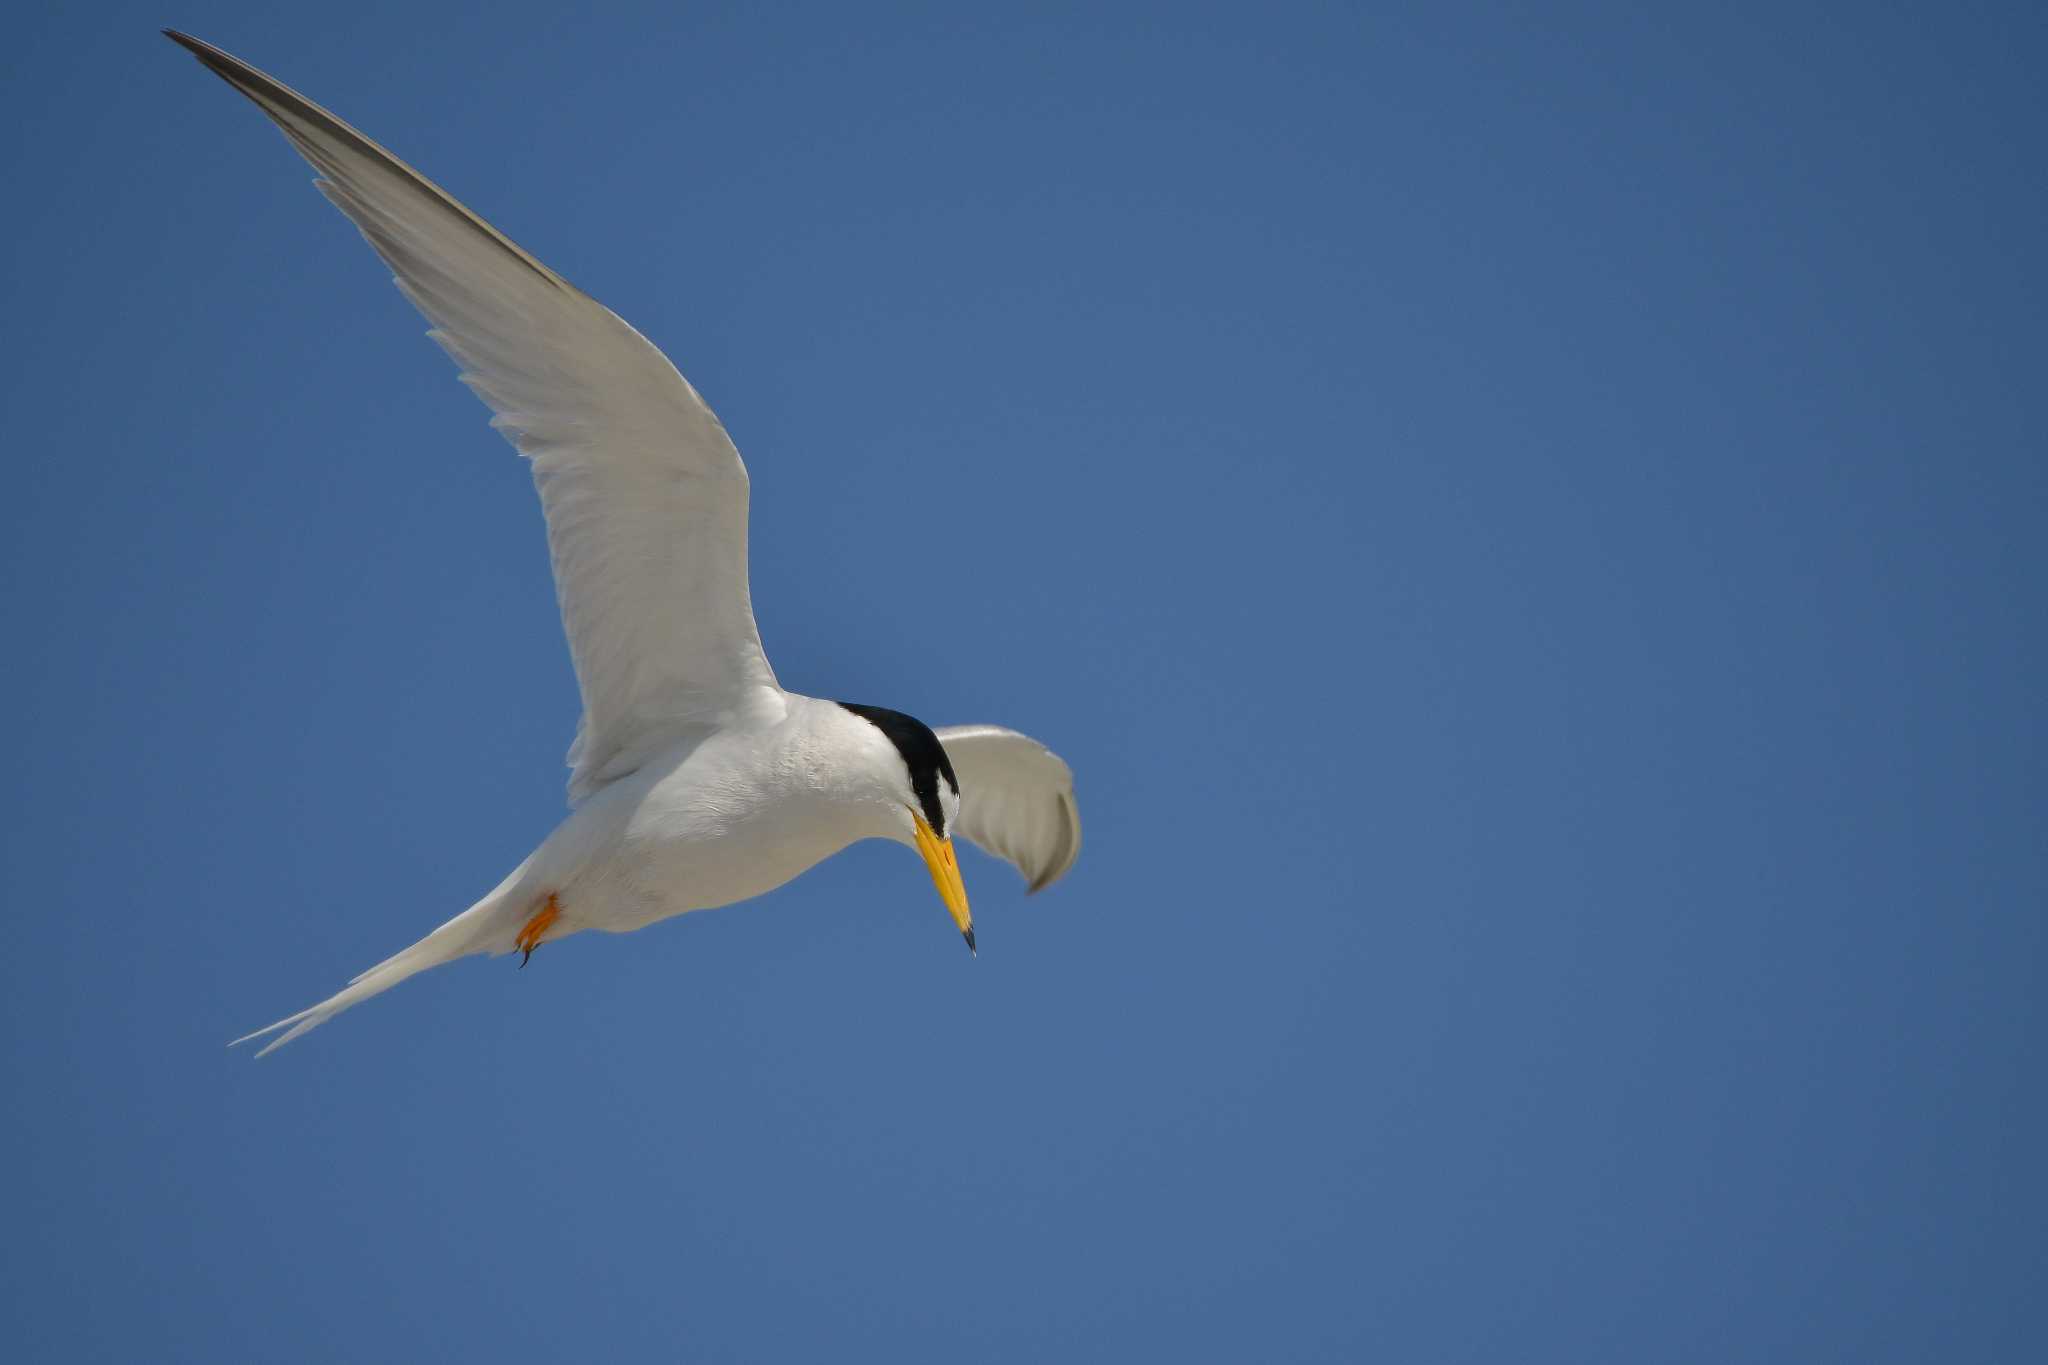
[837,703,958,837]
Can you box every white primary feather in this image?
[169,32,783,802]
[937,725,1083,892]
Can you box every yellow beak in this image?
[913,811,975,955]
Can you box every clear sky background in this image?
[2,1,2042,1359]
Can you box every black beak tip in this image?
[963,927,977,957]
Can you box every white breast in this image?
[519,696,903,935]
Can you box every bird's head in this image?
[836,702,973,955]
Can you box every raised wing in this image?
[935,725,1082,893]
[168,31,783,803]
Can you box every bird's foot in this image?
[516,893,562,968]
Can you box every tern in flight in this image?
[165,31,1082,1055]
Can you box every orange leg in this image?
[515,892,562,968]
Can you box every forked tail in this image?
[232,874,533,1056]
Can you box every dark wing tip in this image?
[160,27,572,296]
[163,29,231,71]
[162,29,308,115]
[1023,790,1082,895]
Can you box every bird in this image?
[164,31,1082,1055]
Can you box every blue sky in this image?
[2,1,2043,1359]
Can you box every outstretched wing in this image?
[935,725,1082,893]
[168,31,783,804]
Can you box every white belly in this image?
[516,718,896,937]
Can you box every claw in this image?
[515,892,562,968]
